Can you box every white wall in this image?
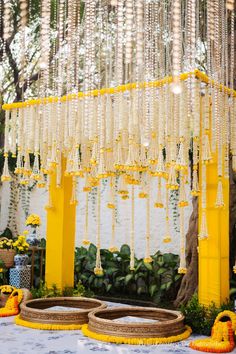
[0,178,193,258]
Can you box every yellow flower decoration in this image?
[26,214,41,226]
[107,203,115,209]
[178,267,187,274]
[94,267,104,276]
[15,315,82,330]
[82,324,192,345]
[163,236,172,243]
[109,246,118,253]
[82,239,91,246]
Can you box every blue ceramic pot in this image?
[26,228,40,247]
[14,254,29,268]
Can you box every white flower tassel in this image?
[109,179,118,253]
[176,141,187,171]
[155,147,166,177]
[70,176,78,206]
[154,177,164,208]
[144,189,152,264]
[1,154,11,182]
[82,192,90,246]
[215,178,224,208]
[31,153,41,181]
[178,208,187,274]
[163,188,171,243]
[191,168,200,196]
[202,134,212,163]
[94,185,103,276]
[130,185,135,270]
[198,209,208,240]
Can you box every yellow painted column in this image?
[199,149,229,304]
[45,158,76,289]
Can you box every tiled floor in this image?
[0,302,235,354]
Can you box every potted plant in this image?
[25,214,41,247]
[13,235,30,268]
[0,238,16,268]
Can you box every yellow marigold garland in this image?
[0,289,23,317]
[190,311,236,353]
[0,285,16,294]
[214,311,236,331]
[15,315,83,330]
[81,324,192,345]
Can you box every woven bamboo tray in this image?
[19,297,106,325]
[87,306,186,338]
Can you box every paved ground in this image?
[1,302,235,354]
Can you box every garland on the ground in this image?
[189,310,236,353]
[15,315,83,330]
[81,324,192,345]
[0,288,23,317]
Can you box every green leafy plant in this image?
[31,280,88,299]
[180,294,233,335]
[74,243,182,305]
[230,279,236,299]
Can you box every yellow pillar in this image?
[198,151,229,306]
[45,158,76,289]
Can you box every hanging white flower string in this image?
[1,0,236,271]
[94,185,103,276]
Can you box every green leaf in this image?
[137,286,146,295]
[120,244,131,256]
[157,268,167,275]
[88,243,97,255]
[143,262,153,271]
[125,273,134,285]
[88,274,95,285]
[160,283,167,290]
[149,284,158,297]
[174,274,182,281]
[165,281,173,290]
[105,284,112,292]
[105,267,119,275]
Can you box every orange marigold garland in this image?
[0,289,23,317]
[189,310,236,353]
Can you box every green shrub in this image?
[180,294,233,335]
[74,243,182,305]
[31,280,89,299]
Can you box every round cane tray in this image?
[87,306,186,338]
[19,297,106,325]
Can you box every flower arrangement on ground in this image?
[189,310,236,353]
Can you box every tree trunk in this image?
[174,197,198,307]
